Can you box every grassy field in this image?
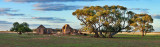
[0,33,160,47]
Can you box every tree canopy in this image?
[10,22,32,35]
[72,5,154,38]
[130,14,154,36]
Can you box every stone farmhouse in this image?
[35,24,83,35]
[36,25,60,34]
[62,24,73,34]
[62,24,80,35]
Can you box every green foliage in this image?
[73,5,136,37]
[73,5,154,37]
[10,22,32,35]
[130,14,154,36]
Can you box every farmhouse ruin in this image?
[35,24,83,35]
[36,25,60,34]
[62,24,73,34]
[62,24,80,35]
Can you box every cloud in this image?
[32,17,65,21]
[4,0,99,3]
[4,0,142,3]
[8,17,70,23]
[0,20,12,24]
[128,8,149,10]
[29,24,64,29]
[5,14,24,16]
[106,0,140,1]
[33,3,82,11]
[152,14,160,19]
[0,20,13,31]
[0,24,12,31]
[0,8,24,16]
[29,24,52,29]
[30,24,50,26]
[128,8,150,13]
[0,8,17,12]
[32,17,71,23]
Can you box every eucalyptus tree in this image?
[73,5,152,38]
[73,6,102,37]
[98,5,136,38]
[130,14,154,36]
[10,22,32,35]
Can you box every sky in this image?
[0,0,160,31]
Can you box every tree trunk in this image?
[108,31,119,38]
[94,31,99,38]
[109,28,121,38]
[144,31,147,35]
[105,32,107,37]
[100,31,106,38]
[110,30,120,38]
[141,31,144,37]
[18,31,22,35]
[111,31,119,36]
[108,32,112,38]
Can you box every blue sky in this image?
[0,0,160,31]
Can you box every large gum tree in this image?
[72,5,153,38]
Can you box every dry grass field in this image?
[0,31,17,33]
[118,32,160,35]
[81,32,160,35]
[0,31,160,47]
[0,33,160,47]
